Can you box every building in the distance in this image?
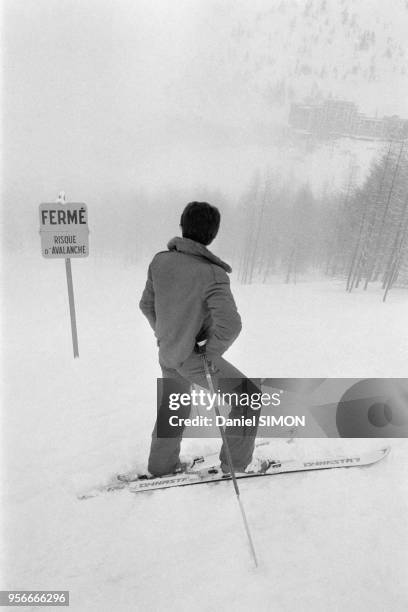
[289,99,408,141]
[320,100,357,136]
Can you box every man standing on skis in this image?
[139,201,260,476]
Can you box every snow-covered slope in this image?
[182,0,408,121]
[2,255,407,611]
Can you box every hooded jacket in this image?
[139,237,242,368]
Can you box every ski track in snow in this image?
[2,255,408,611]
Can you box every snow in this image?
[3,0,408,607]
[2,253,408,611]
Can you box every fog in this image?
[2,0,408,257]
[3,0,272,200]
[2,7,408,606]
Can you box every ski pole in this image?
[198,346,258,568]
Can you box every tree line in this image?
[235,140,408,301]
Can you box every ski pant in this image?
[148,352,261,476]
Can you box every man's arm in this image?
[139,264,156,331]
[202,269,242,357]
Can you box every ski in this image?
[77,439,275,499]
[127,447,390,493]
[77,447,390,499]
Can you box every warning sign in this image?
[39,202,89,258]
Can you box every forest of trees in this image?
[234,140,408,301]
[83,139,408,304]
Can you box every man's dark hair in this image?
[180,202,221,246]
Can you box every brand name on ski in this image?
[137,476,190,488]
[303,457,360,467]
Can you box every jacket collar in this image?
[167,237,232,273]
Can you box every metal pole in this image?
[201,353,258,568]
[65,257,79,358]
[57,192,79,358]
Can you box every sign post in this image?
[64,257,79,358]
[39,192,89,358]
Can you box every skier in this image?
[139,201,261,477]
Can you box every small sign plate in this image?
[39,202,89,258]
